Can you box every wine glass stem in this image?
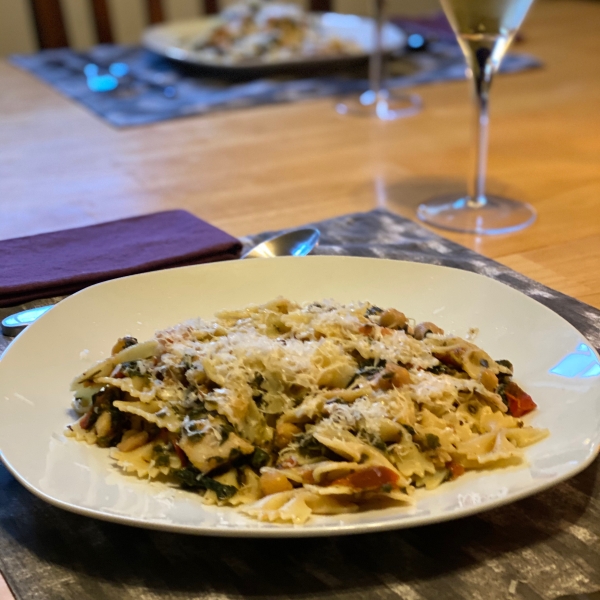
[369,0,385,95]
[469,56,494,209]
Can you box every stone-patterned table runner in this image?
[0,210,598,600]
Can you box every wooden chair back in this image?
[29,0,333,50]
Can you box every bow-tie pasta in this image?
[66,298,548,524]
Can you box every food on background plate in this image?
[184,0,362,64]
[67,298,548,525]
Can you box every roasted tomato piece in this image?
[332,466,399,490]
[447,461,465,480]
[79,409,94,430]
[170,436,189,467]
[359,324,374,336]
[505,381,537,417]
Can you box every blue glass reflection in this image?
[84,63,118,92]
[407,33,426,50]
[87,74,118,92]
[550,344,600,378]
[108,62,129,77]
[83,63,98,78]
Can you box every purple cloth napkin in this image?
[0,210,242,307]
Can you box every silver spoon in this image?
[241,227,320,259]
[1,227,320,337]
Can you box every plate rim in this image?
[1,255,599,537]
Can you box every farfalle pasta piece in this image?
[478,406,519,432]
[311,461,364,484]
[389,442,437,479]
[113,400,181,432]
[505,426,549,448]
[228,467,262,506]
[312,426,366,462]
[65,420,98,444]
[110,441,174,479]
[415,469,448,491]
[241,490,314,524]
[455,430,522,466]
[304,494,360,515]
[95,373,160,402]
[312,340,357,388]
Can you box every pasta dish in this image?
[67,298,548,524]
[184,1,361,65]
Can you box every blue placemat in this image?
[9,40,541,127]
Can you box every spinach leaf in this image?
[296,433,340,461]
[121,361,145,378]
[251,448,270,470]
[359,430,387,452]
[250,372,265,390]
[346,359,387,387]
[495,359,514,385]
[250,373,265,405]
[175,467,237,500]
[496,359,514,372]
[401,424,416,436]
[155,454,170,467]
[427,364,453,375]
[218,422,235,445]
[496,383,508,407]
[424,433,441,450]
[186,403,209,420]
[153,444,172,466]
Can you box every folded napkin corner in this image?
[0,210,242,307]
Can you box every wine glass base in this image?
[336,89,422,120]
[417,194,536,235]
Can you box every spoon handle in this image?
[1,305,54,336]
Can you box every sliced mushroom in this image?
[413,322,444,340]
[379,309,407,330]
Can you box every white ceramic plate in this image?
[142,13,405,70]
[0,256,599,537]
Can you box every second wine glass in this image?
[336,0,422,121]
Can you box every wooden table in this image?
[0,1,599,598]
[1,2,599,312]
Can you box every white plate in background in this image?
[142,13,405,70]
[0,256,598,537]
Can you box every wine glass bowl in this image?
[417,0,537,234]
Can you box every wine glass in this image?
[417,0,537,234]
[336,0,422,120]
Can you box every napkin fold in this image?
[0,210,242,307]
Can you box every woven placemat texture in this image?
[1,210,598,600]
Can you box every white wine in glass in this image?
[417,0,537,234]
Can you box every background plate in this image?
[142,13,405,72]
[0,256,599,537]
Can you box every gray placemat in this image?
[1,210,599,600]
[8,41,541,127]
